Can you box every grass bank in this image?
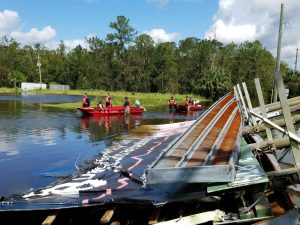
[0,87,210,109]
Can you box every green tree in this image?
[87,37,115,90]
[231,40,274,100]
[200,68,232,100]
[154,42,179,93]
[106,15,137,57]
[178,37,201,93]
[68,45,88,89]
[0,37,21,86]
[8,70,26,92]
[134,34,156,92]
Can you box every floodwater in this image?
[0,94,204,197]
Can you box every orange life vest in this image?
[82,97,88,105]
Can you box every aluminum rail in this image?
[148,93,234,169]
[145,93,242,184]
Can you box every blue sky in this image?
[0,0,218,42]
[1,0,300,68]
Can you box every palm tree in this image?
[8,70,26,93]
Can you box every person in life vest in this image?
[82,93,90,107]
[105,93,112,107]
[168,96,177,111]
[123,96,130,116]
[184,96,191,111]
[97,100,106,111]
[188,97,194,105]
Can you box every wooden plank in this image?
[148,208,161,225]
[155,210,224,225]
[110,221,121,225]
[248,137,290,151]
[243,114,300,135]
[252,96,300,113]
[250,110,300,144]
[100,206,117,224]
[42,212,59,225]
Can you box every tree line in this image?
[0,16,299,101]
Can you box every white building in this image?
[21,82,46,91]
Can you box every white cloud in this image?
[64,39,88,49]
[11,26,56,44]
[144,28,180,43]
[45,39,88,51]
[205,0,300,67]
[0,9,57,44]
[147,0,170,7]
[0,9,90,50]
[0,10,19,36]
[208,19,257,43]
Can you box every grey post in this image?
[242,82,257,125]
[254,78,273,145]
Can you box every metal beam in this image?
[237,84,249,122]
[146,165,234,184]
[254,78,273,144]
[242,82,257,125]
[274,69,300,166]
[249,110,300,144]
[176,100,235,167]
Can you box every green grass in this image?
[0,88,209,109]
[0,87,17,93]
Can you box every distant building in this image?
[21,82,46,91]
[49,84,70,91]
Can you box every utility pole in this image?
[272,3,284,103]
[37,53,42,89]
[293,48,298,76]
[272,3,300,166]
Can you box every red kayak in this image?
[77,106,145,116]
[175,104,203,112]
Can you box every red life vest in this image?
[82,97,87,105]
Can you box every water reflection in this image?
[0,96,204,197]
[0,94,82,103]
[166,110,200,124]
[80,115,143,139]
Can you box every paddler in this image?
[123,96,130,116]
[168,96,177,111]
[105,93,112,107]
[82,93,90,107]
[97,100,106,111]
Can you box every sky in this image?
[0,0,300,68]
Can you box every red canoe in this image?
[175,104,203,112]
[77,106,145,116]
